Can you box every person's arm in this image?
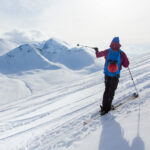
[95,49,108,58]
[121,52,129,68]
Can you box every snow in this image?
[0,38,150,150]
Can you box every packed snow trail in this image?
[0,53,150,149]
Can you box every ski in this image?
[83,94,138,126]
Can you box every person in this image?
[94,37,129,115]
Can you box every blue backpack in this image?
[104,48,122,77]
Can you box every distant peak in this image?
[43,38,71,49]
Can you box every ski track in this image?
[0,54,150,149]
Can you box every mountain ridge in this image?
[0,38,102,74]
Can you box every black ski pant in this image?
[102,75,119,112]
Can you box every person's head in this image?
[110,37,121,51]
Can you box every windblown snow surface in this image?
[0,39,150,150]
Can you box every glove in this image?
[93,47,99,52]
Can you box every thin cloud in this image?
[3,29,46,43]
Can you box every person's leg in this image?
[101,76,111,113]
[101,76,119,113]
[107,77,119,111]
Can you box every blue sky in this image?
[0,0,150,46]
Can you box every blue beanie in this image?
[112,37,120,43]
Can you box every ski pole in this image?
[77,44,98,51]
[128,67,139,97]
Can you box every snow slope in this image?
[0,73,31,105]
[0,50,150,150]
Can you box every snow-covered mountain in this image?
[0,37,150,150]
[0,44,60,74]
[40,38,98,70]
[0,38,102,74]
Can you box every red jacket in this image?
[96,42,129,69]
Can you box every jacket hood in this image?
[110,42,121,51]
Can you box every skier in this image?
[94,37,129,115]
